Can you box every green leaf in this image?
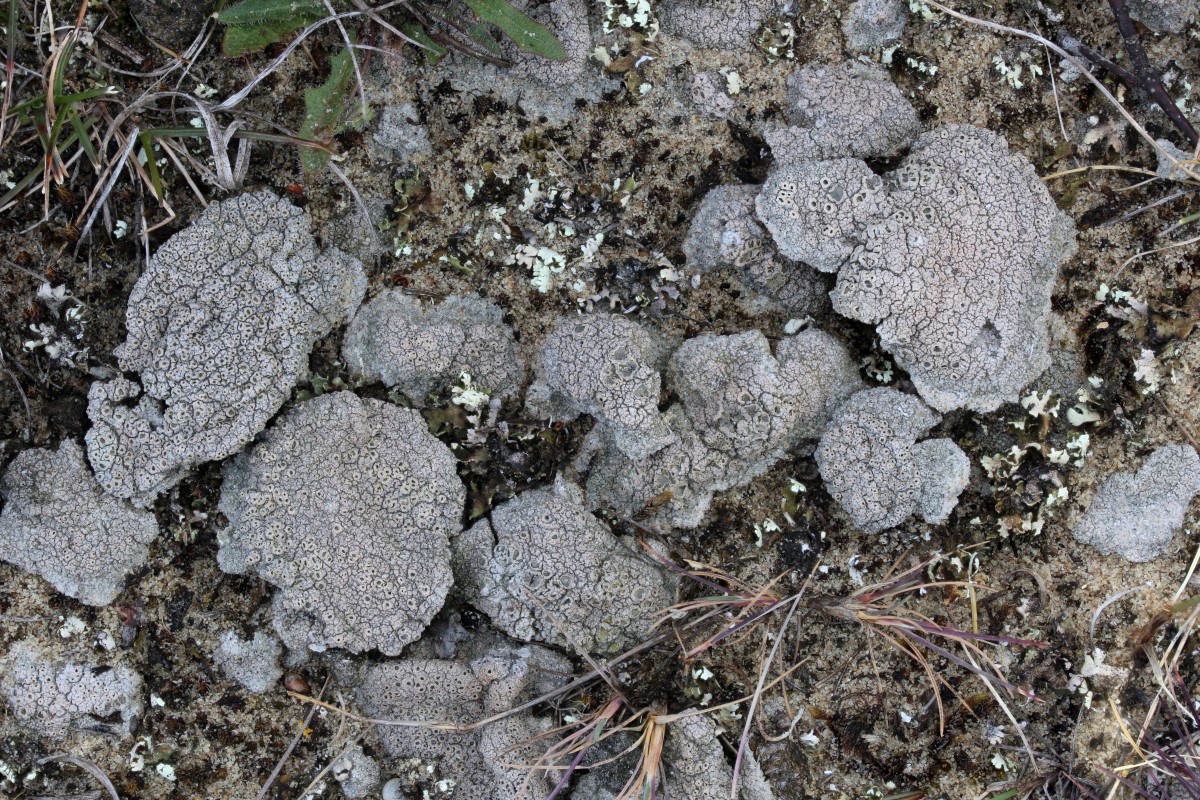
[400,21,449,64]
[221,15,319,56]
[218,0,330,56]
[298,45,358,173]
[138,131,163,202]
[217,0,326,26]
[463,0,565,61]
[465,22,502,56]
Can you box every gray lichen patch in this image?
[2,640,143,739]
[526,313,674,460]
[815,388,970,534]
[578,404,716,528]
[355,638,570,799]
[213,630,282,694]
[762,62,919,163]
[85,191,366,507]
[660,0,779,49]
[373,102,432,165]
[842,0,906,52]
[662,714,775,800]
[217,391,464,657]
[581,329,862,528]
[691,71,737,119]
[455,478,674,654]
[684,185,829,317]
[0,439,157,606]
[1128,0,1196,32]
[1072,444,1200,562]
[445,0,614,123]
[342,291,524,405]
[669,329,857,461]
[759,124,1077,412]
[756,158,890,273]
[831,126,1077,412]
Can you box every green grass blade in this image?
[138,131,163,201]
[50,36,75,99]
[56,86,117,105]
[217,0,326,25]
[218,0,336,54]
[222,16,319,56]
[0,161,44,209]
[463,0,565,60]
[400,21,448,63]
[298,44,357,173]
[70,110,98,167]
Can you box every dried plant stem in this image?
[36,754,120,800]
[1106,0,1198,147]
[731,589,804,798]
[924,0,1200,183]
[256,676,330,800]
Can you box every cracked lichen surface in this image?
[2,640,143,740]
[85,192,365,506]
[217,391,463,656]
[684,185,829,316]
[760,125,1076,411]
[1072,444,1200,562]
[356,638,567,799]
[458,480,674,654]
[527,313,673,460]
[582,329,861,528]
[213,630,282,694]
[342,290,523,404]
[660,0,779,49]
[763,62,919,163]
[815,387,970,533]
[0,440,157,606]
[445,0,614,122]
[663,714,775,800]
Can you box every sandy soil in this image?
[1,0,1199,798]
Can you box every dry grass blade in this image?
[618,712,668,800]
[536,697,633,799]
[323,0,368,126]
[255,675,330,800]
[638,540,787,658]
[731,585,806,798]
[0,345,32,441]
[35,753,120,800]
[924,0,1200,184]
[816,556,1047,735]
[1,0,19,147]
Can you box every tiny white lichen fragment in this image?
[1133,348,1162,394]
[451,372,491,412]
[721,67,743,95]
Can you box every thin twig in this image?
[731,589,804,798]
[36,754,120,800]
[0,346,32,441]
[1107,0,1199,147]
[924,0,1200,183]
[1101,188,1193,227]
[256,676,330,800]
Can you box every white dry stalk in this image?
[924,0,1200,184]
[323,0,369,126]
[217,2,414,113]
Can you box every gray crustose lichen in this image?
[217,391,463,657]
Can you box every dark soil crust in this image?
[1,1,1199,798]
